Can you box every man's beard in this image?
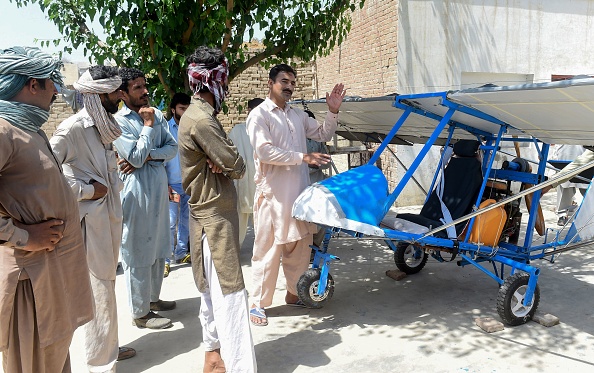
[174,112,182,121]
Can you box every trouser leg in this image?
[168,199,179,265]
[83,274,118,373]
[556,186,576,216]
[150,258,166,303]
[281,236,313,296]
[200,235,257,372]
[123,263,151,319]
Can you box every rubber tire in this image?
[296,268,335,309]
[497,273,540,326]
[394,242,428,274]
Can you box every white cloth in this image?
[83,274,118,373]
[199,235,257,373]
[74,70,123,144]
[552,144,589,189]
[228,123,256,215]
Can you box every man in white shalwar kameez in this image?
[50,66,136,372]
[114,68,178,329]
[246,64,345,326]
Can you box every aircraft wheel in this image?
[394,242,428,274]
[297,268,334,309]
[497,273,540,326]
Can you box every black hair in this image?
[88,65,119,80]
[186,46,225,69]
[247,98,264,110]
[304,109,316,119]
[269,64,296,81]
[118,67,145,92]
[169,92,191,109]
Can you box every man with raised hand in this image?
[0,46,93,372]
[50,65,136,372]
[247,63,345,326]
[114,67,178,329]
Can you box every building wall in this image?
[398,0,594,93]
[315,0,398,97]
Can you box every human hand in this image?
[303,152,332,167]
[206,159,223,174]
[118,158,136,174]
[139,106,155,127]
[90,180,108,200]
[14,219,65,252]
[326,83,346,114]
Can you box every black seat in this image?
[397,140,483,238]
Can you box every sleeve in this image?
[191,115,245,179]
[247,113,303,166]
[113,117,155,168]
[304,111,338,142]
[49,128,95,200]
[551,149,594,188]
[149,111,178,162]
[0,135,29,247]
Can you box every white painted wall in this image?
[392,0,594,205]
[398,0,594,93]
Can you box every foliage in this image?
[12,0,365,103]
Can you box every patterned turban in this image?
[74,69,123,144]
[0,46,64,132]
[187,58,229,114]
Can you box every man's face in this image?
[38,78,58,111]
[268,71,296,104]
[100,91,123,114]
[172,103,189,123]
[121,77,149,109]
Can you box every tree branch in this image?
[229,43,287,81]
[221,0,234,52]
[182,19,194,45]
[149,35,175,98]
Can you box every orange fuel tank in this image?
[469,199,507,247]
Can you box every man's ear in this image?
[267,78,273,90]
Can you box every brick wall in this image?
[315,0,398,98]
[42,94,75,136]
[219,53,316,131]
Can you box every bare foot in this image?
[249,304,268,326]
[204,349,225,373]
[285,291,299,305]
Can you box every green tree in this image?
[12,0,364,102]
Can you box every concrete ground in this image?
[63,191,594,372]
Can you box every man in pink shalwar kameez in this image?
[246,63,345,326]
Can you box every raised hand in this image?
[139,106,155,127]
[326,83,346,114]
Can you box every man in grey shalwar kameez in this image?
[113,67,178,329]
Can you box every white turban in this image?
[74,69,122,144]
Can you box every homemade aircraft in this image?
[292,77,594,325]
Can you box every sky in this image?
[0,1,105,62]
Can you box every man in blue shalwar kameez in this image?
[113,67,178,329]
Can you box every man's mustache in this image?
[283,89,293,94]
[51,94,57,103]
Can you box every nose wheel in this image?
[296,268,335,309]
[497,273,540,325]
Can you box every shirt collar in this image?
[193,96,216,116]
[262,97,292,114]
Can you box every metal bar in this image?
[498,149,592,183]
[368,108,412,165]
[383,107,457,215]
[376,134,428,196]
[419,160,594,239]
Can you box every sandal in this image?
[117,346,136,361]
[249,306,268,326]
